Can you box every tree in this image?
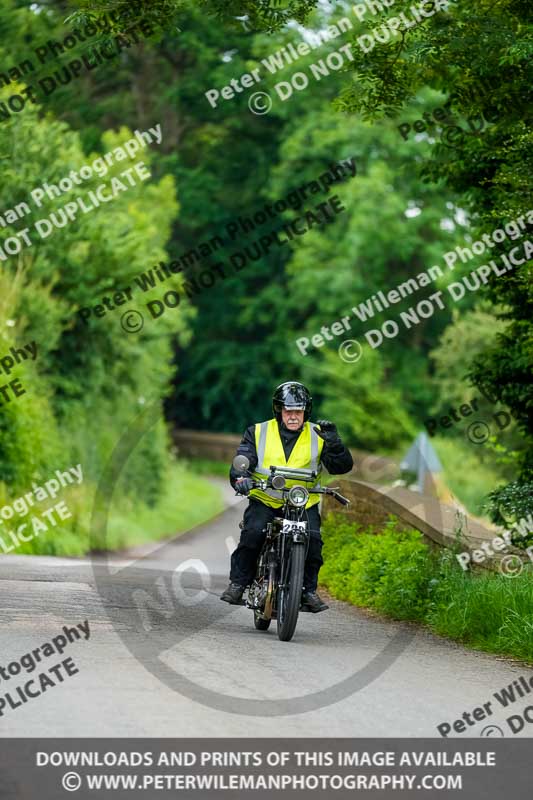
[329,0,533,506]
[429,305,508,409]
[6,0,528,517]
[0,87,187,504]
[71,0,319,35]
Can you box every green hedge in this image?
[320,514,533,662]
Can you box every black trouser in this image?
[229,499,323,592]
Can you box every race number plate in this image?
[282,520,306,535]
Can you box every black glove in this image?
[235,477,254,495]
[314,420,341,447]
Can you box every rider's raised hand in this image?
[235,477,254,495]
[313,420,340,446]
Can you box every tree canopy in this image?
[0,0,531,523]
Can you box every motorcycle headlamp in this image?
[288,485,309,507]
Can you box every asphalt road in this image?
[0,482,531,738]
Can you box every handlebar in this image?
[239,476,350,506]
[327,488,350,506]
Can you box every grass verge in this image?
[1,461,224,557]
[320,513,533,663]
[103,461,225,551]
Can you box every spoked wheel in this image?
[277,543,305,642]
[254,611,271,631]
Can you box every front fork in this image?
[263,548,277,620]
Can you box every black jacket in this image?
[229,420,354,489]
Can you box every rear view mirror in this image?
[233,455,250,473]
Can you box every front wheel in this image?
[277,543,305,642]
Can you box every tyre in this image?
[254,611,271,631]
[277,543,305,642]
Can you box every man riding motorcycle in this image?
[220,381,354,613]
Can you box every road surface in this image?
[0,482,530,738]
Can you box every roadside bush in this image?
[321,513,533,662]
[321,515,436,620]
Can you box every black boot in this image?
[301,590,329,613]
[220,582,246,604]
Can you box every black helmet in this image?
[272,381,312,422]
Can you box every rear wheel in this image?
[277,543,305,642]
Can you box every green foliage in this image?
[1,461,223,557]
[321,515,434,620]
[74,0,320,34]
[0,76,189,545]
[302,348,417,452]
[468,325,533,481]
[69,0,183,36]
[0,0,529,553]
[485,481,533,531]
[425,554,533,663]
[323,0,533,487]
[429,305,508,410]
[0,266,67,490]
[184,458,230,478]
[431,436,511,516]
[322,513,533,662]
[101,460,225,551]
[0,387,63,492]
[168,73,462,432]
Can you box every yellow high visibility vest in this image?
[249,418,324,508]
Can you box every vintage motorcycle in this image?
[232,455,350,642]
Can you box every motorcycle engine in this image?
[248,577,268,609]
